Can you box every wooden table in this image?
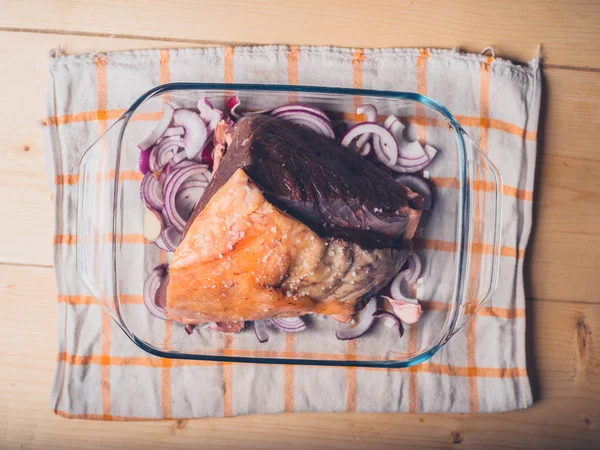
[1,1,599,448]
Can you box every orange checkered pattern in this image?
[44,46,540,419]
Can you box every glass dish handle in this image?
[450,134,503,337]
[76,120,124,320]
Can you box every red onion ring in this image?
[172,108,208,160]
[398,141,429,161]
[390,145,437,173]
[198,97,224,135]
[390,252,422,300]
[184,324,196,335]
[138,103,174,151]
[226,95,242,120]
[395,175,433,210]
[341,123,398,167]
[355,104,377,148]
[150,136,183,171]
[171,150,188,165]
[254,319,270,343]
[164,158,196,175]
[271,317,307,333]
[359,141,372,157]
[143,265,169,320]
[175,184,207,221]
[160,225,182,252]
[335,297,377,340]
[153,234,170,252]
[139,149,151,175]
[163,165,210,232]
[271,104,330,121]
[272,110,335,139]
[406,252,422,284]
[140,173,163,211]
[161,126,185,139]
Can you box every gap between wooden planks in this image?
[0,0,600,68]
[0,264,598,449]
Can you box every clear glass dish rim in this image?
[112,82,469,368]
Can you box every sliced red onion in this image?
[179,178,209,190]
[382,296,422,324]
[171,150,188,165]
[226,95,242,120]
[390,145,437,173]
[254,319,270,343]
[156,136,182,153]
[150,136,183,171]
[165,158,196,175]
[172,109,208,160]
[185,324,196,335]
[138,103,174,151]
[395,175,433,210]
[271,317,306,333]
[175,183,206,221]
[161,126,185,139]
[355,104,377,148]
[341,123,398,167]
[372,310,404,337]
[272,110,335,139]
[406,252,422,284]
[271,104,330,121]
[390,252,422,300]
[209,321,245,333]
[163,165,210,232]
[143,265,168,320]
[161,225,182,252]
[139,149,151,175]
[140,173,163,211]
[161,205,171,227]
[398,141,429,161]
[335,297,377,340]
[194,140,215,167]
[197,97,215,113]
[198,97,224,134]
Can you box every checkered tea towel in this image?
[43,45,540,419]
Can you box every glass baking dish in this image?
[76,83,502,368]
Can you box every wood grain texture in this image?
[0,265,599,449]
[0,1,599,68]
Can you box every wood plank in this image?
[0,265,598,449]
[0,31,598,304]
[1,1,600,68]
